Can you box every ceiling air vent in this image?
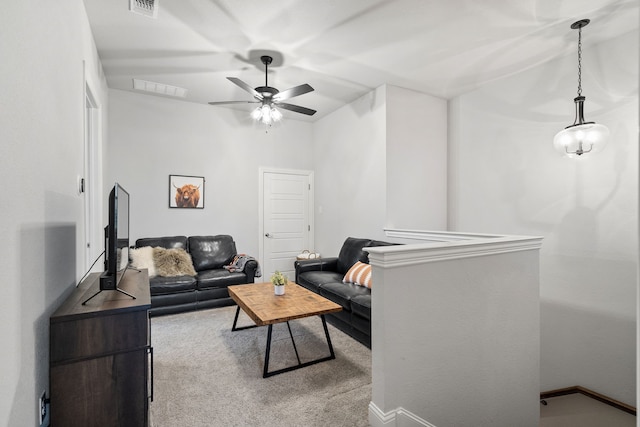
[129,0,158,19]
[133,79,188,98]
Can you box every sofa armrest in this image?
[242,258,259,283]
[294,257,338,283]
[224,254,260,283]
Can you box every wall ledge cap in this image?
[367,229,543,267]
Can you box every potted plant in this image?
[270,270,287,295]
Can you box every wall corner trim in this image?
[369,402,437,427]
[368,230,543,268]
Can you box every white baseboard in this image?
[369,402,437,427]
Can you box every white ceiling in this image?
[83,0,638,122]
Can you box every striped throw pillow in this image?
[343,261,372,288]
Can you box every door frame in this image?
[258,167,315,278]
[83,71,102,274]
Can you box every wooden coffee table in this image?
[228,282,342,378]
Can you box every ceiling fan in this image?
[208,55,316,124]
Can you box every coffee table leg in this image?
[286,321,302,365]
[231,306,241,331]
[263,322,302,377]
[263,324,274,378]
[232,305,259,332]
[320,314,336,359]
[262,314,336,378]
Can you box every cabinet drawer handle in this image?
[148,346,154,402]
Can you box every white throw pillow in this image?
[129,246,157,277]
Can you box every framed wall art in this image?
[169,175,204,209]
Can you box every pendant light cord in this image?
[577,26,583,97]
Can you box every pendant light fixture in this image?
[553,19,609,157]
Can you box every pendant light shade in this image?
[553,96,610,158]
[554,19,609,157]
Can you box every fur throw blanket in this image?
[129,246,196,277]
[153,247,197,277]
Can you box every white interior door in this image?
[260,168,313,282]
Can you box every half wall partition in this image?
[367,229,542,427]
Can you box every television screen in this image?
[101,183,130,290]
[115,185,129,273]
[83,182,135,304]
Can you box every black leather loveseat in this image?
[294,237,397,348]
[134,235,258,316]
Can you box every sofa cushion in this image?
[153,247,197,277]
[351,295,371,320]
[343,261,372,288]
[188,235,237,272]
[337,237,373,274]
[297,271,344,293]
[197,269,248,289]
[319,281,371,312]
[149,275,198,296]
[136,236,188,250]
[129,246,157,277]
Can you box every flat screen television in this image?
[100,182,131,291]
[82,183,135,304]
[82,182,137,305]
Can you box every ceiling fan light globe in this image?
[251,106,263,121]
[260,104,273,125]
[271,107,283,122]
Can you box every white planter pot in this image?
[274,285,285,295]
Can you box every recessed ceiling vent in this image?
[129,0,158,19]
[133,79,187,98]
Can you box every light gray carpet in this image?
[150,306,372,427]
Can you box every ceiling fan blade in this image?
[276,102,317,116]
[273,84,314,102]
[227,77,262,100]
[208,100,260,105]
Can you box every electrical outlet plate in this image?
[39,391,46,425]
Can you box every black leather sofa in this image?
[294,237,397,348]
[134,235,258,317]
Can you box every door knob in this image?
[265,233,273,238]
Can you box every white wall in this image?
[312,86,388,255]
[107,89,313,257]
[449,30,638,405]
[312,84,448,256]
[386,85,448,231]
[0,1,109,425]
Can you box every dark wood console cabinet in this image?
[50,269,151,427]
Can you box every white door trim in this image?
[83,67,101,274]
[258,167,314,279]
